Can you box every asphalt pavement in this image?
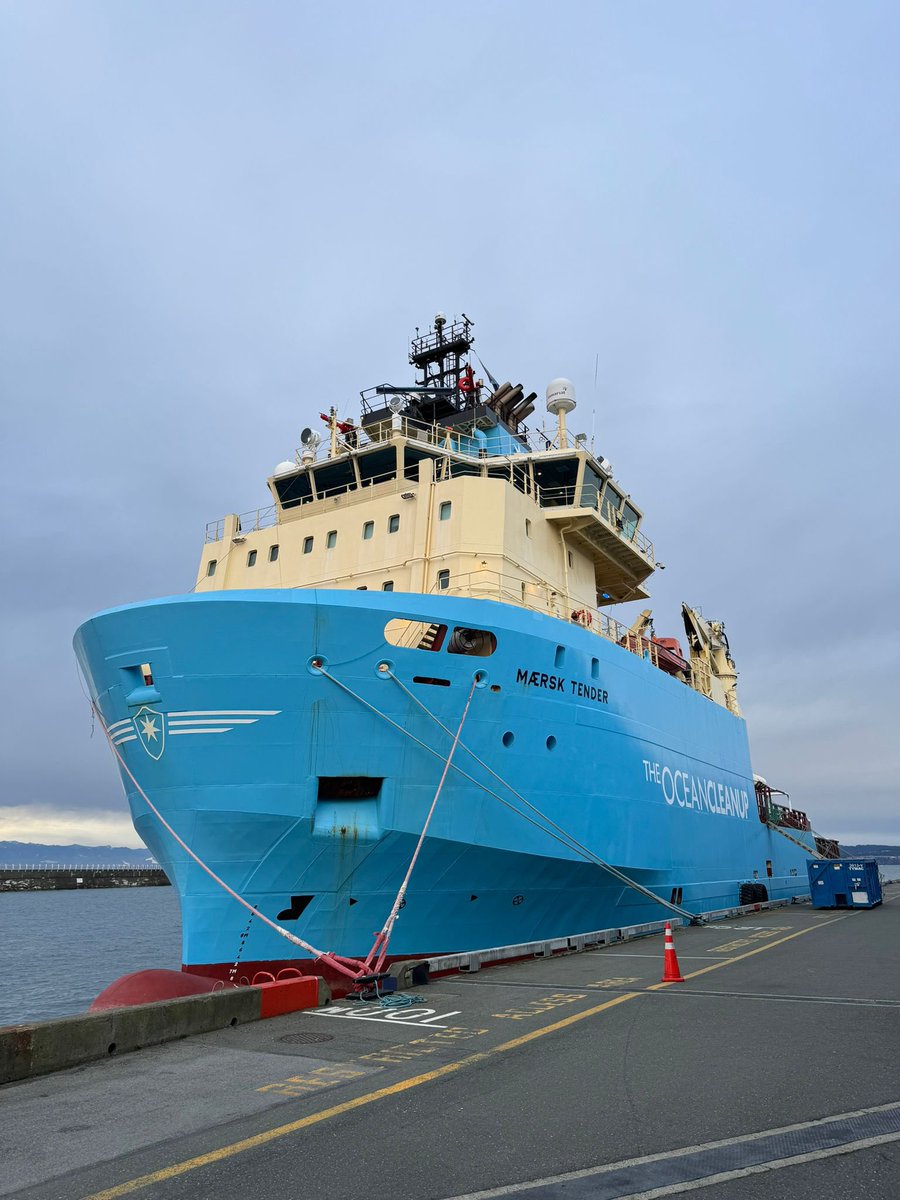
[2,887,898,1200]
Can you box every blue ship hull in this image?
[74,590,815,981]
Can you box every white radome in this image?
[273,461,296,476]
[545,377,577,416]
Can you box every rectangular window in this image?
[362,520,374,540]
[388,514,400,533]
[303,536,313,554]
[439,501,452,521]
[140,662,154,686]
[269,544,279,562]
[247,549,257,567]
[437,569,450,590]
[326,530,337,548]
[206,559,217,576]
[567,551,574,568]
[525,518,532,537]
[382,580,394,591]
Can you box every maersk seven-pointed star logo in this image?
[133,705,165,760]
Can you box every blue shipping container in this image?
[807,859,883,909]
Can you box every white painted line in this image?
[169,728,231,735]
[167,718,258,726]
[443,1100,900,1199]
[167,710,281,716]
[113,735,138,745]
[107,718,133,733]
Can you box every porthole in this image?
[502,731,515,748]
[546,735,557,751]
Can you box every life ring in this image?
[459,366,475,392]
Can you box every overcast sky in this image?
[1,2,897,848]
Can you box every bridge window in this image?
[388,514,400,533]
[269,544,279,562]
[206,559,217,576]
[581,464,604,509]
[313,458,356,501]
[359,447,398,486]
[534,457,579,507]
[601,485,623,526]
[404,446,439,482]
[247,549,257,567]
[326,530,337,549]
[303,536,313,554]
[382,580,394,591]
[437,569,450,590]
[273,471,313,509]
[621,503,639,540]
[439,501,452,521]
[362,520,374,540]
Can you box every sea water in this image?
[2,868,898,1026]
[0,887,182,1025]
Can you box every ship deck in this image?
[3,886,899,1200]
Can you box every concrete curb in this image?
[0,977,331,1086]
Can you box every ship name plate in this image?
[515,668,609,704]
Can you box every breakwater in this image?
[0,867,170,892]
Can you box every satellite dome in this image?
[273,461,296,476]
[546,378,576,416]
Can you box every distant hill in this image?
[0,841,155,867]
[839,845,900,864]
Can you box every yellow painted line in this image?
[83,912,852,1200]
[646,911,854,991]
[82,992,638,1200]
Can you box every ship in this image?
[74,313,833,992]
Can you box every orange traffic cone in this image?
[661,921,685,983]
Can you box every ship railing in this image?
[206,506,277,543]
[533,485,655,562]
[432,569,669,670]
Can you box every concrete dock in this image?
[2,887,898,1200]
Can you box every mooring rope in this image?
[90,701,366,981]
[364,675,478,974]
[320,664,696,923]
[385,669,699,922]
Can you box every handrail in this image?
[428,568,672,674]
[536,486,654,561]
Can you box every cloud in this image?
[0,806,142,849]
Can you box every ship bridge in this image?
[533,454,655,604]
